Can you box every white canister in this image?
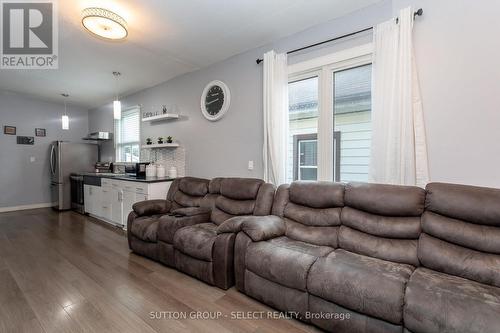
[146,164,157,177]
[156,164,166,178]
[168,166,177,179]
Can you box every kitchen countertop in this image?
[80,172,176,183]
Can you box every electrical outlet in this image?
[248,160,254,171]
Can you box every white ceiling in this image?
[0,0,381,108]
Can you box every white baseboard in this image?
[0,203,53,213]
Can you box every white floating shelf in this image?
[142,113,179,122]
[141,143,180,149]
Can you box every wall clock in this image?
[201,80,230,121]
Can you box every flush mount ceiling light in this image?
[82,8,128,40]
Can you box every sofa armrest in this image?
[170,206,211,217]
[217,216,250,234]
[132,199,171,217]
[241,215,285,241]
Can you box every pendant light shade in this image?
[62,115,69,130]
[61,93,70,130]
[113,100,122,120]
[113,71,122,120]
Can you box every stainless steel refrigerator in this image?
[50,141,98,210]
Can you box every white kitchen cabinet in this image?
[122,190,148,226]
[100,186,113,221]
[87,178,171,229]
[84,184,102,217]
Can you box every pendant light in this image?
[113,71,122,120]
[61,93,69,130]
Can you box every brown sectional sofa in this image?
[128,177,500,333]
[128,177,275,289]
[172,177,275,289]
[234,181,500,333]
[127,176,210,261]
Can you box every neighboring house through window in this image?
[287,44,372,183]
[115,106,140,163]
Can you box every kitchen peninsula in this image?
[82,173,174,229]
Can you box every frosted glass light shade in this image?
[82,8,128,40]
[62,115,69,130]
[114,100,122,120]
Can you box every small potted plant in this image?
[158,137,164,144]
[166,136,173,144]
[146,138,152,145]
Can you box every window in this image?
[293,134,317,180]
[333,64,372,182]
[115,107,140,162]
[288,76,319,182]
[287,44,372,183]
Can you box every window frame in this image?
[114,105,141,163]
[288,43,373,181]
[293,133,318,181]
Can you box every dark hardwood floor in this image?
[0,208,321,333]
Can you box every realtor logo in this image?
[1,0,58,69]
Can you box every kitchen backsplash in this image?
[141,146,186,177]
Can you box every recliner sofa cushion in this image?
[157,213,210,244]
[246,236,333,291]
[308,249,414,325]
[425,182,500,226]
[173,223,217,261]
[178,177,209,197]
[272,182,344,247]
[130,215,160,242]
[288,181,344,209]
[339,182,424,266]
[345,182,425,217]
[220,178,263,200]
[418,233,500,288]
[339,226,419,266]
[420,182,500,287]
[404,268,500,333]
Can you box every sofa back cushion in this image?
[167,177,210,209]
[273,181,344,248]
[419,182,500,287]
[209,178,275,225]
[339,182,425,266]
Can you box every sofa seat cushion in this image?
[308,249,414,325]
[173,223,217,261]
[158,213,210,244]
[246,236,333,291]
[130,215,161,242]
[404,268,500,333]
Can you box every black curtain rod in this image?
[256,8,423,64]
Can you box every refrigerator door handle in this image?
[50,145,55,176]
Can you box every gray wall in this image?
[89,0,500,188]
[0,91,89,208]
[88,2,390,179]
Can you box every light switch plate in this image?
[30,156,36,163]
[248,160,254,170]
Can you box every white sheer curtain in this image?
[369,7,429,186]
[263,50,288,185]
